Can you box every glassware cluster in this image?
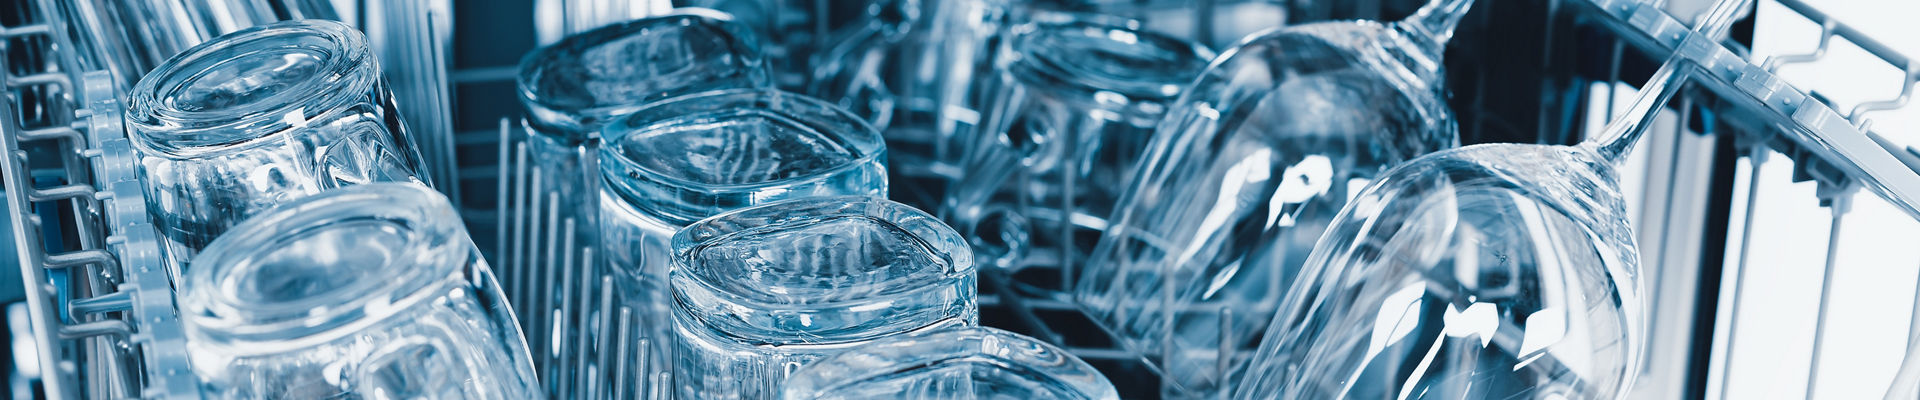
[110,0,1748,398]
[178,183,539,399]
[125,19,429,281]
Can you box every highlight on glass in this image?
[670,196,976,399]
[1232,0,1759,397]
[945,18,1211,295]
[1070,0,1475,395]
[599,88,888,397]
[781,326,1119,400]
[177,183,539,399]
[125,19,429,280]
[513,10,771,398]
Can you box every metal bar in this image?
[1714,147,1767,400]
[1804,192,1853,399]
[1772,0,1914,78]
[56,319,131,339]
[42,249,113,269]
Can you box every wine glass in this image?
[1232,1,1751,398]
[1071,0,1473,396]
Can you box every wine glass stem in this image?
[1402,0,1476,48]
[1587,60,1690,163]
[1589,0,1753,162]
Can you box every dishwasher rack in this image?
[6,0,1920,399]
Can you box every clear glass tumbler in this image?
[945,19,1211,295]
[599,89,889,398]
[516,11,770,398]
[516,7,770,246]
[178,183,540,399]
[781,326,1118,400]
[125,19,430,281]
[1071,0,1474,395]
[670,196,977,399]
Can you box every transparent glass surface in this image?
[1030,0,1289,50]
[515,7,770,250]
[1072,0,1471,396]
[1232,143,1642,400]
[515,12,770,398]
[125,19,429,281]
[781,326,1118,400]
[669,0,875,90]
[946,20,1210,296]
[179,183,539,399]
[670,196,976,399]
[806,0,1012,211]
[598,89,888,398]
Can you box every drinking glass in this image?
[600,89,889,398]
[1070,0,1472,396]
[670,196,977,399]
[178,183,539,399]
[516,12,769,398]
[945,19,1211,296]
[1231,1,1752,397]
[806,0,1014,211]
[781,326,1117,400]
[517,8,769,245]
[125,19,430,281]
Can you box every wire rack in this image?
[6,0,1920,399]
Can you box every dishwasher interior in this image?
[4,0,1920,398]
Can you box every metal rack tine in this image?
[612,306,635,400]
[1848,67,1915,131]
[1714,146,1769,400]
[1761,20,1836,72]
[495,117,512,261]
[554,216,577,398]
[594,270,614,399]
[1805,189,1856,399]
[573,245,594,397]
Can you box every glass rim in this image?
[597,88,887,224]
[180,183,469,351]
[669,195,974,311]
[601,89,885,190]
[515,7,766,118]
[125,19,378,160]
[780,326,1118,400]
[1010,19,1214,103]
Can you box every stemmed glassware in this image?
[1071,0,1472,396]
[1232,1,1753,398]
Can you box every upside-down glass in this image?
[1231,0,1756,396]
[807,0,1013,211]
[1027,0,1288,50]
[126,19,430,281]
[516,12,768,398]
[601,89,889,398]
[178,183,539,399]
[781,326,1118,400]
[517,8,769,246]
[1071,0,1472,396]
[946,20,1210,295]
[670,196,976,399]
